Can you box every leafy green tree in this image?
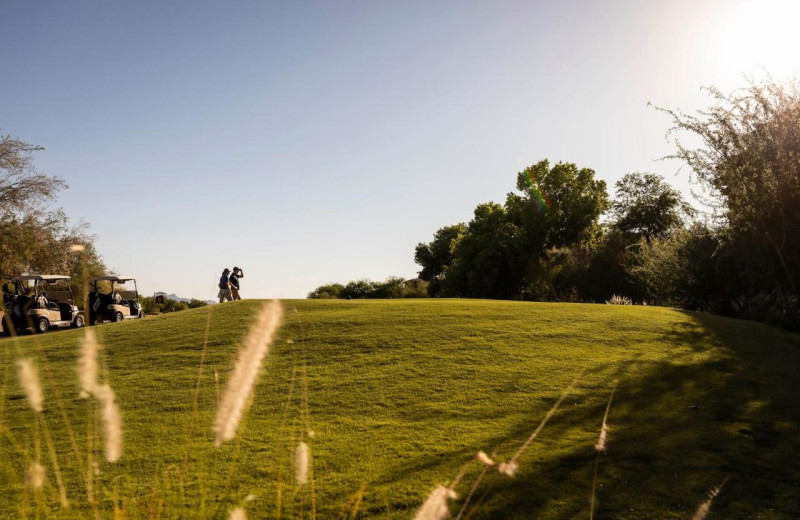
[371,276,406,298]
[188,298,208,309]
[307,283,344,299]
[611,173,693,241]
[340,279,375,299]
[414,223,466,296]
[445,203,525,298]
[506,160,609,253]
[415,160,609,299]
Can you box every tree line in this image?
[313,77,800,330]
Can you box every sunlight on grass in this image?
[1,299,799,518]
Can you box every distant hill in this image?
[165,293,217,305]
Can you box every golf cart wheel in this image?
[114,312,124,323]
[36,317,50,334]
[72,315,85,328]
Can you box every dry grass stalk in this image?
[228,506,247,520]
[692,478,729,520]
[296,441,310,485]
[595,386,616,452]
[16,359,43,413]
[25,462,46,489]
[590,385,617,520]
[214,300,283,446]
[96,384,123,462]
[414,486,458,520]
[78,328,101,398]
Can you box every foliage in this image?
[627,224,721,309]
[0,131,66,216]
[416,160,608,299]
[0,129,106,289]
[611,172,693,241]
[658,76,800,294]
[605,294,632,305]
[188,298,208,309]
[307,283,344,299]
[307,277,427,299]
[0,210,106,298]
[413,224,466,297]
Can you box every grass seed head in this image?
[97,384,123,462]
[476,451,495,466]
[78,327,101,398]
[595,421,609,452]
[413,486,458,520]
[228,507,247,520]
[25,462,46,489]
[213,300,283,446]
[16,359,43,413]
[497,461,518,477]
[692,479,728,520]
[295,441,310,485]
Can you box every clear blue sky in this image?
[2,0,799,299]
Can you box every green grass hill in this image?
[1,299,799,519]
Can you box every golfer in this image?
[230,267,244,300]
[218,268,233,303]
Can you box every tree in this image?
[307,283,344,299]
[414,160,609,300]
[506,160,609,254]
[506,160,609,297]
[1,131,66,216]
[658,76,800,293]
[611,173,693,241]
[414,223,466,296]
[0,129,107,288]
[445,203,525,298]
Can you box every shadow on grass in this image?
[385,312,800,519]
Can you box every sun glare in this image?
[708,0,800,81]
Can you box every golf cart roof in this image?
[12,275,71,282]
[92,276,136,282]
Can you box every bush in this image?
[307,283,344,299]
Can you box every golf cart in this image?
[88,276,144,324]
[1,275,85,335]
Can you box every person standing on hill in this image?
[229,267,244,300]
[218,268,232,303]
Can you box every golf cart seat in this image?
[34,295,48,309]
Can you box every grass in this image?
[1,299,799,519]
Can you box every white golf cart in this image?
[88,276,144,324]
[1,275,85,334]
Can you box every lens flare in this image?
[520,171,550,212]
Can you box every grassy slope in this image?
[1,299,799,519]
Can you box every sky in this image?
[2,0,800,299]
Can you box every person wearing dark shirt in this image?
[229,267,244,300]
[218,268,232,303]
